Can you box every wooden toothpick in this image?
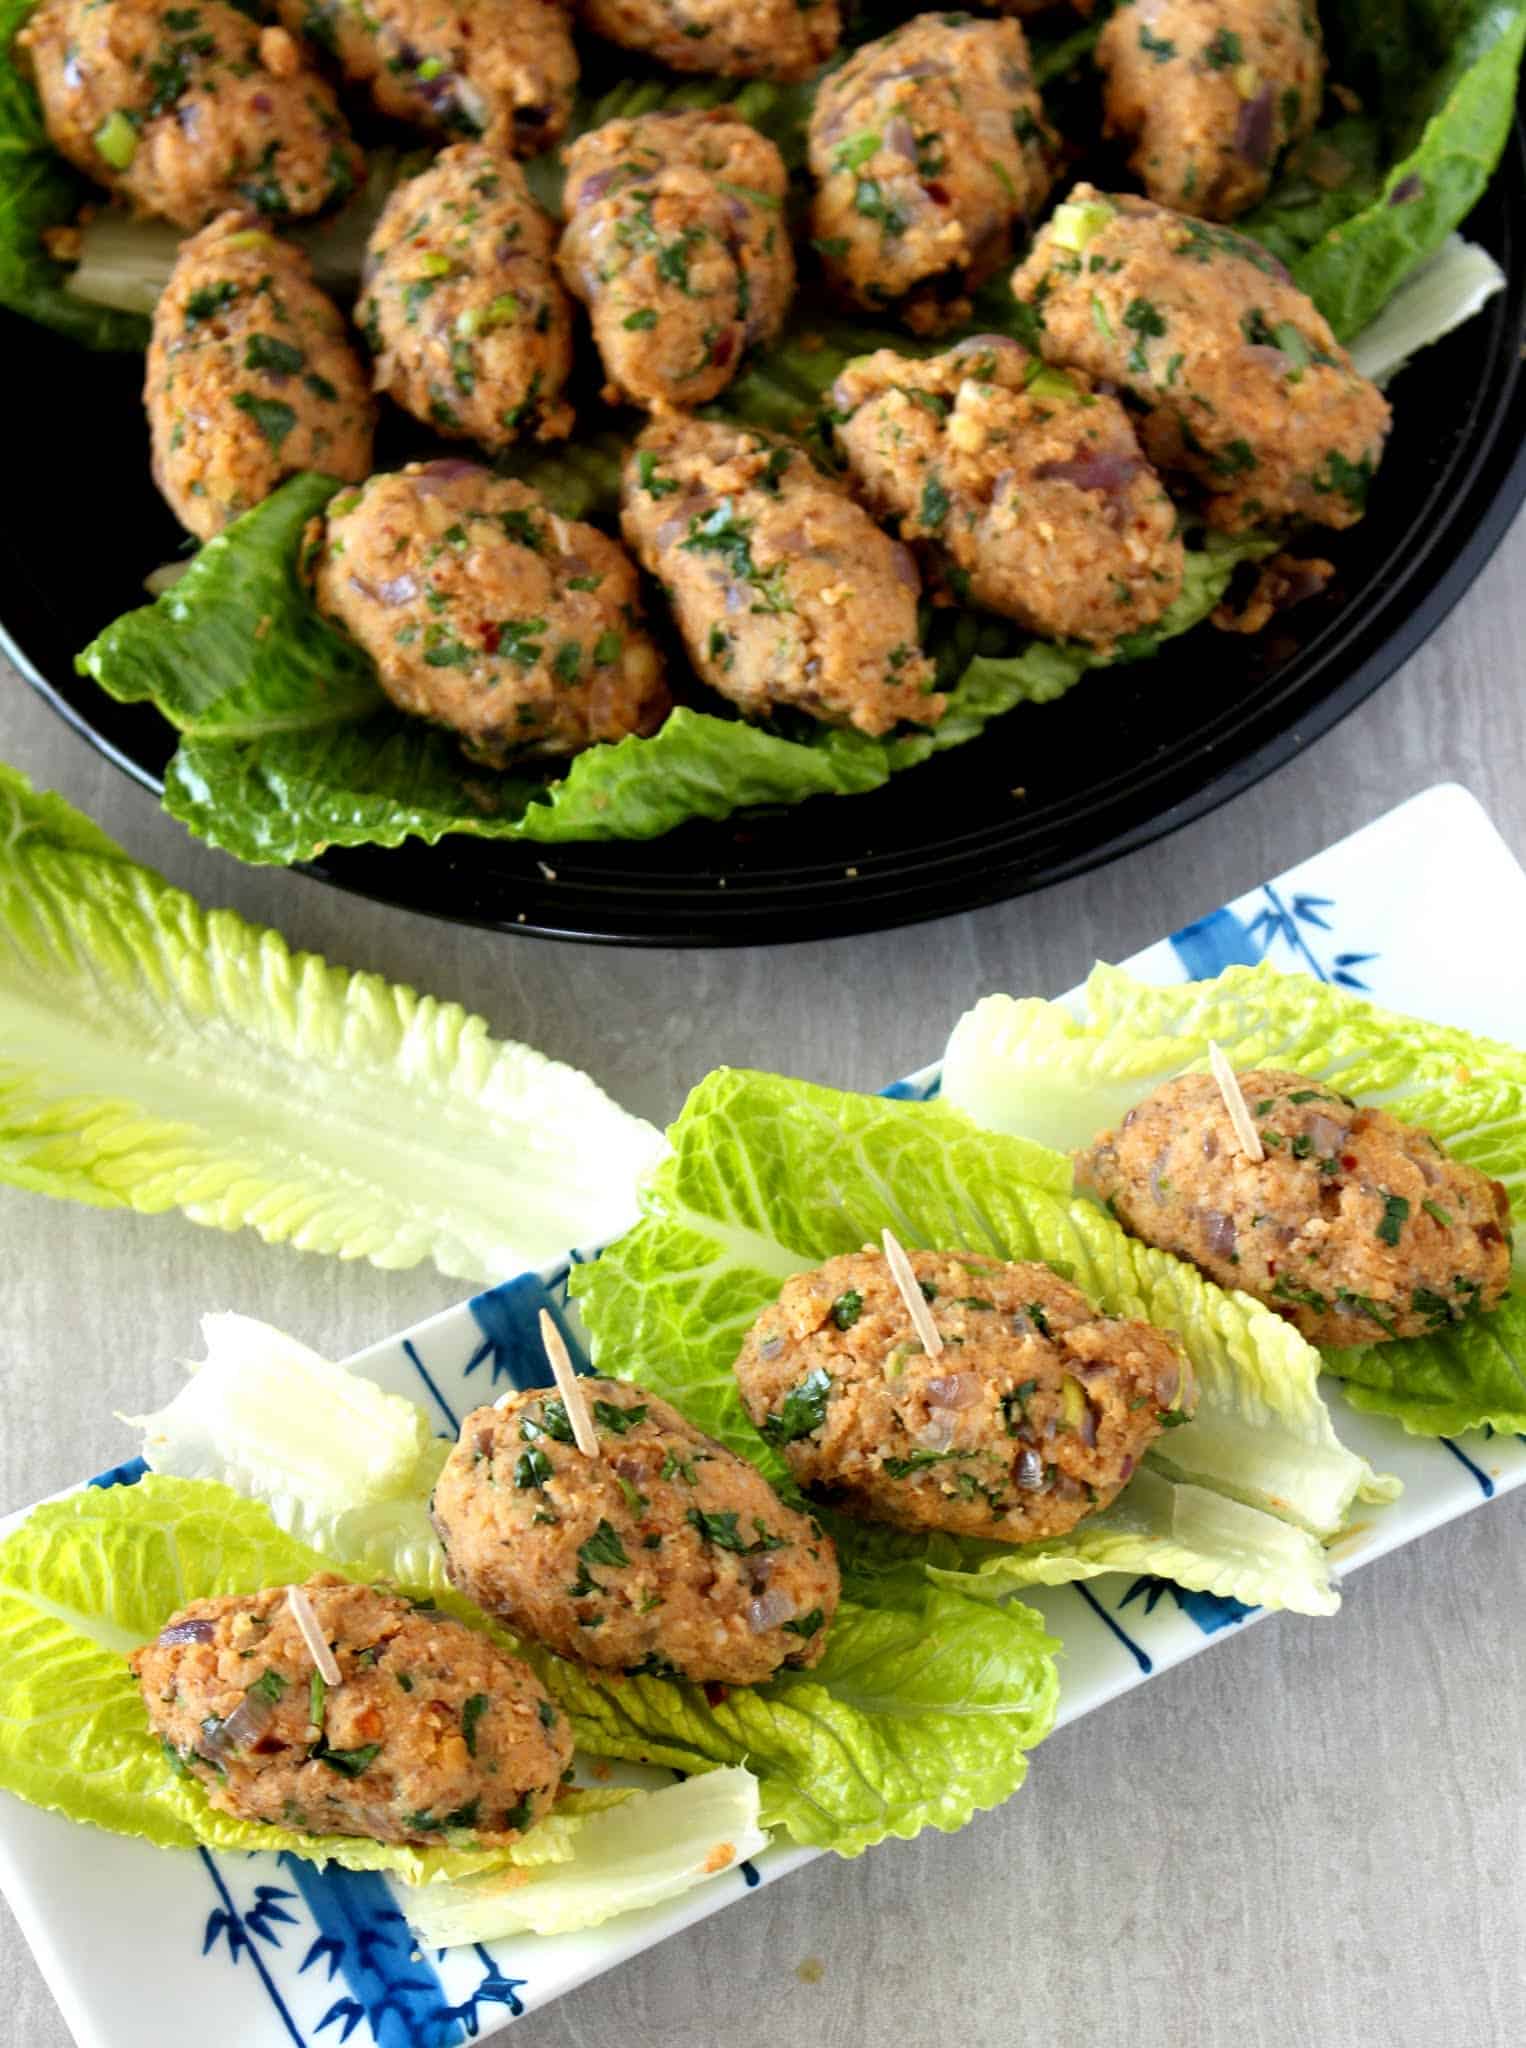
[881,1228,944,1357]
[539,1307,600,1458]
[1207,1041,1265,1162]
[286,1583,341,1686]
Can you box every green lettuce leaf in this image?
[0,757,667,1277]
[0,0,149,349]
[118,1315,1060,1856]
[124,1313,453,1587]
[943,963,1526,1435]
[537,1567,1058,1853]
[1331,1295,1526,1436]
[0,1476,521,1880]
[403,1770,765,1944]
[79,469,1247,861]
[1240,0,1526,338]
[78,473,383,737]
[1347,234,1506,384]
[572,1068,1391,1614]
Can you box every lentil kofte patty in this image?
[1097,0,1325,222]
[808,11,1055,334]
[276,0,578,156]
[574,0,842,83]
[733,1247,1193,1543]
[16,0,362,230]
[559,109,795,412]
[620,416,943,736]
[431,1379,840,1685]
[132,1575,571,1846]
[1011,185,1391,532]
[147,212,375,540]
[831,333,1185,647]
[1076,1071,1515,1347]
[358,144,575,452]
[310,462,671,766]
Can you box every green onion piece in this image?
[93,111,139,171]
[1050,198,1117,253]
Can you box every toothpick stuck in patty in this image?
[881,1228,945,1358]
[1208,1041,1265,1162]
[539,1306,600,1457]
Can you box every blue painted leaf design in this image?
[316,1995,367,2042]
[300,1933,347,1981]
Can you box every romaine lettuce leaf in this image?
[1240,0,1526,339]
[1327,1292,1526,1437]
[571,1068,1391,1613]
[539,1565,1059,1853]
[125,1313,452,1587]
[118,1311,1060,1857]
[79,471,1248,863]
[1348,235,1506,384]
[403,1769,766,1944]
[943,963,1526,1435]
[78,473,384,737]
[0,758,666,1278]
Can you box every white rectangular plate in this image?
[4,781,1524,2048]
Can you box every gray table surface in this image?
[4,516,1526,2048]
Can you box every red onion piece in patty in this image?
[1202,1126,1218,1160]
[196,1687,276,1764]
[1201,1209,1237,1259]
[1033,452,1143,494]
[1015,1448,1045,1491]
[925,1372,983,1410]
[1245,344,1290,373]
[1306,1113,1345,1156]
[1119,1454,1136,1484]
[883,115,918,162]
[1149,1154,1172,1206]
[1236,85,1275,168]
[747,1588,797,1632]
[377,573,419,606]
[889,543,919,589]
[1077,1403,1098,1449]
[873,59,948,84]
[757,1333,785,1361]
[915,1410,957,1451]
[574,168,617,208]
[250,92,272,116]
[157,1617,216,1647]
[1155,1362,1180,1408]
[413,458,483,492]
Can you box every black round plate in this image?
[6,122,1526,946]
